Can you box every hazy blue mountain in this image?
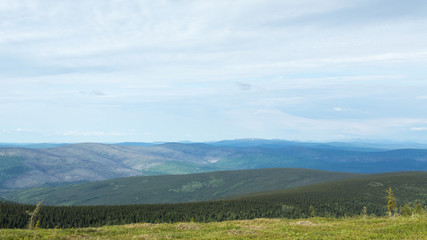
[115,142,163,147]
[0,141,426,191]
[0,143,65,148]
[212,139,392,151]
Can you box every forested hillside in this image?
[1,171,425,229]
[5,168,359,205]
[1,141,426,192]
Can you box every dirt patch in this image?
[124,223,155,229]
[249,225,265,230]
[175,223,201,230]
[132,234,156,239]
[227,230,255,235]
[292,221,317,226]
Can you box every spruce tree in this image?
[386,187,397,217]
[27,201,43,229]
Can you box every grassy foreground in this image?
[1,215,426,240]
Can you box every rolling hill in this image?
[5,168,360,205]
[0,140,426,192]
[231,171,427,216]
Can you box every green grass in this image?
[1,215,426,239]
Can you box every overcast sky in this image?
[1,0,427,143]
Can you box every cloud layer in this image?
[1,0,427,142]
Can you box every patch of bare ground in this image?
[227,229,255,235]
[241,219,269,230]
[64,234,92,240]
[291,220,317,226]
[248,224,264,230]
[175,222,201,230]
[124,223,155,229]
[131,234,157,239]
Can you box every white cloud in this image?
[410,127,427,131]
[61,131,125,137]
[225,106,427,140]
[15,128,35,133]
[236,82,252,91]
[318,51,427,65]
[2,1,427,142]
[79,90,106,96]
[250,97,302,107]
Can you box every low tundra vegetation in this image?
[0,214,425,240]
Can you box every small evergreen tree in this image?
[361,206,368,218]
[309,205,316,217]
[400,203,412,216]
[413,200,425,215]
[27,201,43,229]
[386,187,397,217]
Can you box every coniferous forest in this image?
[1,171,425,229]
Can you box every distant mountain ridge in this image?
[0,139,426,191]
[3,138,427,150]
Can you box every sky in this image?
[1,0,427,143]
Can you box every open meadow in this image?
[1,215,426,240]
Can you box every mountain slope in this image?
[5,168,360,205]
[1,172,425,229]
[1,141,427,191]
[231,171,427,216]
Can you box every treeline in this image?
[0,200,372,229]
[1,172,425,229]
[1,197,425,229]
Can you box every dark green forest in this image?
[1,171,425,229]
[6,168,359,205]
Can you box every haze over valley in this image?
[1,139,426,191]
